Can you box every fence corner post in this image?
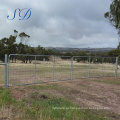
[5,54,8,88]
[115,57,118,78]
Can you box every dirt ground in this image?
[8,77,120,120]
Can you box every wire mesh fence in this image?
[73,57,89,79]
[72,56,117,79]
[54,56,72,81]
[35,56,53,83]
[8,55,35,86]
[0,54,119,87]
[102,57,116,77]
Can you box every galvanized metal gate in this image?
[0,54,119,88]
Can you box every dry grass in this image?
[0,59,119,86]
[1,78,119,120]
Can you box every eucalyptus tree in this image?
[19,32,30,45]
[104,0,120,48]
[104,0,120,29]
[14,29,18,37]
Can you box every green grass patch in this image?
[0,87,109,120]
[0,87,16,106]
[22,91,108,120]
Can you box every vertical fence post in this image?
[70,57,73,80]
[34,56,36,83]
[101,57,104,77]
[5,54,7,88]
[53,56,55,81]
[88,57,90,78]
[115,57,118,78]
[7,55,10,87]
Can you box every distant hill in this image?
[45,47,116,53]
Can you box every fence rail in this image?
[0,54,119,88]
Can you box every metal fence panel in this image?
[73,57,89,79]
[54,56,71,81]
[89,57,103,78]
[102,57,116,77]
[35,56,53,83]
[5,54,118,87]
[8,55,35,86]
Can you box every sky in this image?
[0,0,119,48]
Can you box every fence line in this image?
[0,54,119,88]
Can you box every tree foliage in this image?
[104,0,120,49]
[108,49,120,57]
[14,29,18,36]
[19,32,30,44]
[0,30,120,64]
[104,0,120,30]
[0,30,57,62]
[19,32,30,38]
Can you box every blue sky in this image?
[0,0,119,48]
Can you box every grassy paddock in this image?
[0,86,109,120]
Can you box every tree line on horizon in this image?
[0,29,120,64]
[0,30,56,61]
